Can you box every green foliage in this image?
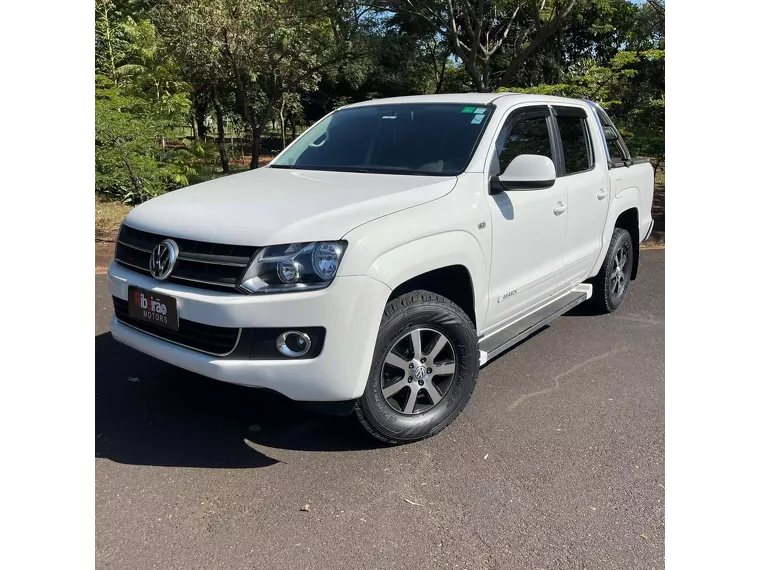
[95,0,127,83]
[95,0,665,198]
[496,49,664,164]
[95,1,196,202]
[95,76,196,203]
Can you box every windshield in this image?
[270,103,493,176]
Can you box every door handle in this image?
[596,189,608,200]
[553,202,567,215]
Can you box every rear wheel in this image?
[354,290,479,444]
[591,228,633,313]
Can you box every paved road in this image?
[96,250,664,570]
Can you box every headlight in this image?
[238,241,347,293]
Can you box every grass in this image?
[96,197,133,241]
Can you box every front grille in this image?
[113,297,241,355]
[115,225,258,293]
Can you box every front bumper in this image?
[108,261,390,401]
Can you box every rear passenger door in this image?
[550,105,610,289]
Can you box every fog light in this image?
[276,331,312,357]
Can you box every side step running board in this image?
[478,284,592,366]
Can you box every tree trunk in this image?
[290,115,296,142]
[191,111,199,141]
[229,58,277,170]
[122,156,142,196]
[250,130,261,170]
[190,92,209,141]
[230,130,235,162]
[249,95,278,170]
[463,56,487,93]
[497,1,578,88]
[212,88,229,174]
[482,60,491,93]
[231,66,261,170]
[279,101,287,152]
[435,57,446,94]
[101,2,118,84]
[198,121,207,141]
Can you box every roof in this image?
[343,92,589,110]
[345,93,512,108]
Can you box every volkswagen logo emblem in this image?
[149,239,179,280]
[414,365,426,380]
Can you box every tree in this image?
[277,92,303,150]
[375,1,578,92]
[383,10,453,93]
[497,48,665,171]
[151,1,233,171]
[115,18,191,147]
[207,86,230,173]
[95,77,195,203]
[500,0,638,87]
[95,0,127,84]
[155,0,363,169]
[95,1,196,202]
[95,0,665,201]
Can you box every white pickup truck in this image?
[108,93,654,443]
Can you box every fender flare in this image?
[593,186,640,278]
[364,231,489,331]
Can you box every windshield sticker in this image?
[474,108,487,114]
[461,106,476,113]
[471,114,485,125]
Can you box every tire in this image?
[590,228,634,313]
[354,290,479,444]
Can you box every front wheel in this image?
[354,290,479,444]
[590,228,634,313]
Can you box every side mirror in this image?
[490,154,556,193]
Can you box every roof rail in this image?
[487,92,519,104]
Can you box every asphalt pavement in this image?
[95,250,664,570]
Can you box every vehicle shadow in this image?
[479,326,548,368]
[95,333,382,469]
[563,299,604,317]
[491,191,515,220]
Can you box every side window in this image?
[497,112,553,174]
[556,115,592,174]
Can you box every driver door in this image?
[484,105,568,332]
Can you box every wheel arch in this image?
[361,231,488,333]
[388,265,477,329]
[614,207,640,280]
[593,185,641,279]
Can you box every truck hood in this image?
[124,167,457,245]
